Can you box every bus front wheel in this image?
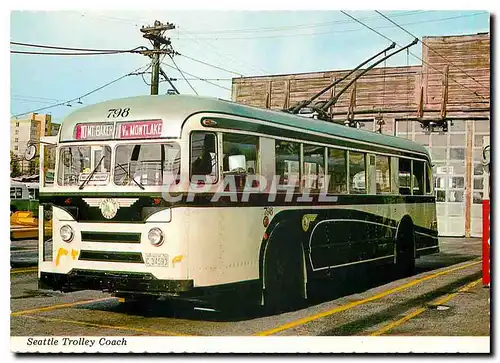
[263,226,306,313]
[395,217,416,277]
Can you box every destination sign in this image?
[78,172,109,185]
[74,123,114,140]
[117,120,163,139]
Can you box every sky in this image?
[10,10,490,124]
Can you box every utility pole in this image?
[140,20,176,95]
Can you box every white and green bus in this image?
[38,95,438,311]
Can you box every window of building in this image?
[327,148,347,194]
[275,140,300,189]
[349,151,366,194]
[425,162,432,195]
[222,133,259,191]
[412,160,425,195]
[14,145,18,151]
[10,187,22,199]
[190,132,217,183]
[375,155,391,194]
[450,148,465,160]
[302,144,324,192]
[449,176,465,189]
[15,130,19,135]
[14,138,18,143]
[15,122,19,127]
[431,147,446,160]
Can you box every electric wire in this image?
[168,55,198,95]
[177,28,270,75]
[374,10,489,91]
[161,61,231,91]
[11,42,147,54]
[173,12,487,40]
[340,11,488,101]
[176,53,244,76]
[11,63,151,118]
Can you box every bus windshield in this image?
[114,143,180,186]
[58,145,112,186]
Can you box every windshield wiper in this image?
[116,163,145,190]
[79,155,105,190]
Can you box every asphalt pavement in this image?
[10,237,489,338]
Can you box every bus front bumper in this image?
[39,270,194,295]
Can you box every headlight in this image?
[60,225,74,243]
[148,228,164,246]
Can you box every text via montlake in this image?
[26,337,127,347]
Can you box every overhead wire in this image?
[168,55,198,95]
[173,12,487,40]
[340,11,488,101]
[161,61,231,91]
[176,53,244,76]
[11,50,137,56]
[374,10,489,91]
[181,10,426,35]
[177,28,270,75]
[10,42,147,54]
[11,63,151,118]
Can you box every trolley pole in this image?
[140,20,176,95]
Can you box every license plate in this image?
[144,253,169,267]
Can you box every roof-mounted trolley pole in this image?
[316,38,419,123]
[287,42,396,114]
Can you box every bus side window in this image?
[190,132,217,183]
[302,144,325,192]
[349,151,366,194]
[399,158,411,195]
[222,133,259,191]
[275,140,300,190]
[413,161,425,196]
[327,148,347,194]
[375,155,391,194]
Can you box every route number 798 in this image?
[107,108,130,118]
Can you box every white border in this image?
[10,336,490,353]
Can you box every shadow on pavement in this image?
[80,251,479,323]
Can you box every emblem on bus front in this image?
[99,198,119,219]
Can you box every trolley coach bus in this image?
[38,95,438,311]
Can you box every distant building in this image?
[232,33,490,238]
[10,113,60,173]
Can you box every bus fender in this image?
[258,218,308,300]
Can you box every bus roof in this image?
[59,95,429,158]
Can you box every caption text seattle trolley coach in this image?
[36,95,439,311]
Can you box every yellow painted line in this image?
[371,278,482,336]
[254,259,481,336]
[10,267,38,274]
[11,297,117,317]
[22,315,191,336]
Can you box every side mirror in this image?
[24,143,37,161]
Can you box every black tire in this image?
[395,217,416,277]
[263,224,306,313]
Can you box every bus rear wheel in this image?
[263,228,306,313]
[395,217,416,278]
